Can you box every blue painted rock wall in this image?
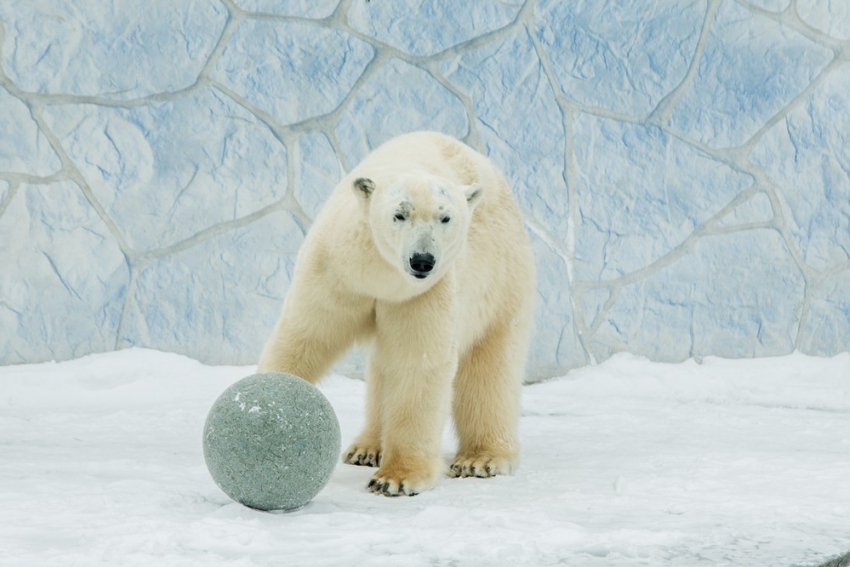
[0,0,847,380]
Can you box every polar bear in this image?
[258,131,535,496]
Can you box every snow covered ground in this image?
[1,348,849,566]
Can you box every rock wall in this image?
[0,0,848,380]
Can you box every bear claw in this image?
[343,445,382,468]
[367,475,422,497]
[450,455,514,478]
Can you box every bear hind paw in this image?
[343,443,382,468]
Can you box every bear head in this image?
[353,174,483,282]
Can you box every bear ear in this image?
[353,177,375,198]
[464,183,484,209]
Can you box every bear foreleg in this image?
[366,282,458,496]
[450,317,527,478]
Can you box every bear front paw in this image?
[343,443,382,468]
[450,453,516,478]
[367,462,438,497]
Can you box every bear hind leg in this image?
[343,353,383,467]
[258,294,374,383]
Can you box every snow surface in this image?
[1,348,849,566]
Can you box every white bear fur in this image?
[259,131,535,496]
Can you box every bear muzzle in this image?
[409,253,436,279]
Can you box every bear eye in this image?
[394,213,406,222]
[441,216,451,224]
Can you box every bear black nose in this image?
[409,253,435,278]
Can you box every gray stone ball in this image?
[203,372,341,511]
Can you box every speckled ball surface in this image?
[203,372,341,511]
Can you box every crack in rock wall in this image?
[0,0,848,381]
